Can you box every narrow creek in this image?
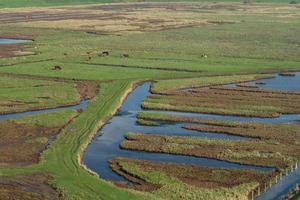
[84,72,300,200]
[0,100,88,121]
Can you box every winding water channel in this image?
[1,71,299,199]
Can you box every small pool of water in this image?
[0,38,31,44]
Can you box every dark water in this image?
[0,100,88,121]
[0,38,31,44]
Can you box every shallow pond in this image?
[0,38,31,44]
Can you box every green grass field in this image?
[1,1,300,200]
[1,3,300,78]
[0,0,298,8]
[0,76,81,114]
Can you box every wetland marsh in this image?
[1,1,300,200]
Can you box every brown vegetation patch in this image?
[0,121,60,166]
[0,3,242,34]
[85,2,296,13]
[0,44,26,58]
[0,10,116,24]
[86,3,196,11]
[0,2,298,34]
[0,173,59,200]
[75,81,98,100]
